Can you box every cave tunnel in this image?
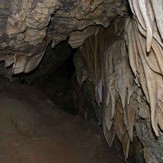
[0,0,163,163]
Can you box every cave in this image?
[0,0,163,162]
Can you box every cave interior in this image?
[0,0,163,162]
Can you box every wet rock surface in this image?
[0,80,127,163]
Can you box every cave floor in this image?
[0,80,127,163]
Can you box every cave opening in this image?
[17,39,103,123]
[30,41,78,116]
[38,54,77,115]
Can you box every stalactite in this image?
[74,21,143,159]
[126,0,163,137]
[0,0,127,76]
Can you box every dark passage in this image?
[35,54,77,115]
[30,41,102,123]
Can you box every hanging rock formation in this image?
[0,0,127,75]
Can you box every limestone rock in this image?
[0,0,127,75]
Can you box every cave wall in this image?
[74,19,140,160]
[73,1,163,162]
[126,1,163,162]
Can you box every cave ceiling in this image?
[0,0,127,74]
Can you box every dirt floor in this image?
[0,79,128,163]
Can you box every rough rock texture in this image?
[126,0,163,136]
[125,1,163,162]
[0,0,127,75]
[73,19,143,160]
[74,14,163,163]
[73,1,163,162]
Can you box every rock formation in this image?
[0,0,127,74]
